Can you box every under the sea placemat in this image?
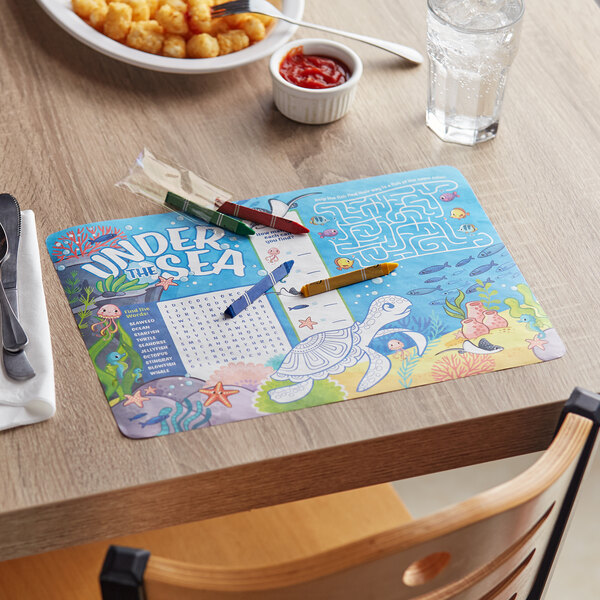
[46,166,564,438]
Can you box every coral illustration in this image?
[444,289,467,320]
[51,225,127,263]
[205,362,274,392]
[431,353,495,382]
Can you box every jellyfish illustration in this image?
[91,304,122,336]
[388,339,405,359]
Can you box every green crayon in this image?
[164,192,255,236]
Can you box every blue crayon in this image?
[224,260,294,318]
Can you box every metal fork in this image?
[211,0,424,64]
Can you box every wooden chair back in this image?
[101,388,600,600]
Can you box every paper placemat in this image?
[46,167,564,438]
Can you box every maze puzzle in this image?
[313,180,494,266]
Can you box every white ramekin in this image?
[269,38,363,125]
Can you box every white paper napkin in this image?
[0,210,55,430]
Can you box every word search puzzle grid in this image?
[158,289,291,374]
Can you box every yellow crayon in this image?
[301,262,399,297]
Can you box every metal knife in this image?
[0,194,35,380]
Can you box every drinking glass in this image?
[426,0,524,145]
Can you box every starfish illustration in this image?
[526,337,548,350]
[155,276,178,290]
[144,385,157,394]
[299,316,318,330]
[199,381,239,407]
[123,389,150,408]
[453,329,465,340]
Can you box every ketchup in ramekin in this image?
[279,46,351,90]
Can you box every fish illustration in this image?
[334,257,354,270]
[497,262,517,272]
[318,228,338,238]
[469,261,497,277]
[455,256,474,267]
[450,208,469,219]
[440,191,459,202]
[128,412,147,421]
[419,262,450,275]
[288,304,310,311]
[458,224,477,233]
[424,275,447,283]
[429,298,447,305]
[466,277,494,294]
[407,285,443,296]
[91,233,118,244]
[140,413,171,428]
[477,243,505,258]
[310,215,329,225]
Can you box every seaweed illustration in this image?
[476,279,500,310]
[425,310,444,353]
[254,378,345,413]
[77,287,95,329]
[504,284,551,329]
[64,271,82,304]
[96,273,147,295]
[397,348,421,389]
[88,322,144,403]
[444,289,466,320]
[154,399,213,435]
[50,225,127,263]
[431,353,495,382]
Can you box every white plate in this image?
[35,0,304,73]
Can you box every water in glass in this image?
[426,0,524,145]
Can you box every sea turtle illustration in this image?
[269,295,427,403]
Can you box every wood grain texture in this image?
[0,0,599,559]
[0,484,412,599]
[0,414,590,599]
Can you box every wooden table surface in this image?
[0,0,598,561]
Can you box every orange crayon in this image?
[301,262,398,297]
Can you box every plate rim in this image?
[35,0,305,74]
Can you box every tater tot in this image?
[162,33,186,57]
[222,13,247,28]
[104,3,132,41]
[217,29,249,55]
[89,1,109,29]
[155,4,189,35]
[188,0,211,30]
[192,17,229,35]
[254,13,275,28]
[146,0,158,16]
[187,33,219,58]
[158,0,187,12]
[73,0,104,19]
[118,0,150,20]
[240,15,265,42]
[126,20,164,53]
